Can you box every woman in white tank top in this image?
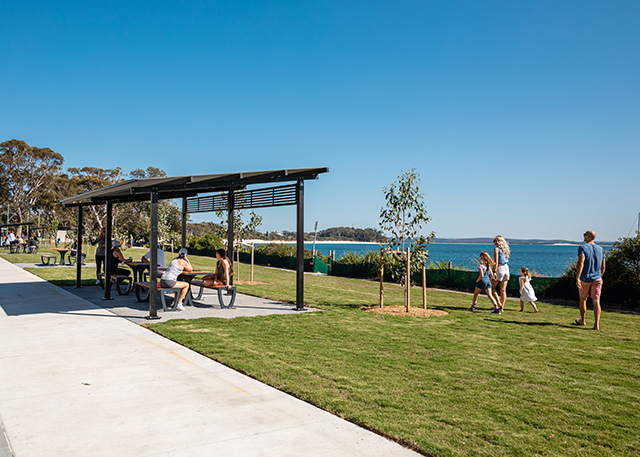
[160,248,193,311]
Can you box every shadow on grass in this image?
[496,319,559,327]
[312,300,384,309]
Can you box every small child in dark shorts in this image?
[469,251,500,313]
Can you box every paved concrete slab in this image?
[61,281,319,324]
[0,258,419,457]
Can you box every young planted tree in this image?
[215,204,263,280]
[380,168,435,311]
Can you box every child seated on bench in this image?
[202,248,233,290]
[160,248,193,311]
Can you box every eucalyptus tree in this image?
[0,139,64,236]
[66,166,125,237]
[127,167,182,245]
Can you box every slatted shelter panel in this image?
[186,184,297,213]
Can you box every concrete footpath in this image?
[0,258,419,457]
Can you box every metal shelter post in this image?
[75,206,83,288]
[148,190,160,319]
[295,179,305,310]
[103,200,113,300]
[227,190,234,285]
[181,197,187,249]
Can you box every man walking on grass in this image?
[575,230,605,330]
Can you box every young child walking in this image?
[469,251,501,313]
[519,267,539,312]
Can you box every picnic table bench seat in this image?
[41,254,57,265]
[134,281,180,312]
[99,272,132,295]
[190,280,237,309]
[69,252,87,265]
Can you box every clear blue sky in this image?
[2,0,639,241]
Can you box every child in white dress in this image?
[519,267,539,312]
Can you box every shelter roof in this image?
[61,167,329,206]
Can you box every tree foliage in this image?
[317,226,385,242]
[68,166,125,232]
[0,139,64,235]
[379,169,436,285]
[123,167,182,245]
[188,233,224,251]
[605,234,640,288]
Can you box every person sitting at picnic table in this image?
[159,248,193,312]
[202,248,233,290]
[27,232,38,253]
[142,242,166,268]
[109,240,132,277]
[69,239,86,264]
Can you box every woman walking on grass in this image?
[469,251,501,313]
[492,235,511,312]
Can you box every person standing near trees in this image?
[6,230,16,247]
[575,230,605,330]
[90,228,106,285]
[491,235,511,312]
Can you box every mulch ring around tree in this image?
[362,305,449,318]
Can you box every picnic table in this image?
[124,261,151,285]
[178,270,214,307]
[132,269,212,309]
[54,248,72,265]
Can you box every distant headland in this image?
[188,223,614,245]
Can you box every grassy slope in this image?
[18,252,640,456]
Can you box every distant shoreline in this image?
[243,239,614,246]
[243,240,385,245]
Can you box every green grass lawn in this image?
[20,253,640,456]
[0,247,60,263]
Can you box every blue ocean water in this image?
[295,242,611,278]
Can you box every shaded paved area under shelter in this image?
[64,282,317,324]
[16,261,319,324]
[0,258,419,456]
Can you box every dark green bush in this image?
[255,243,313,259]
[188,233,223,251]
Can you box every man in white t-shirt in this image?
[142,244,166,268]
